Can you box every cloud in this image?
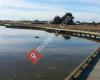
[0,0,100,22]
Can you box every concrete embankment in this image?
[64,48,100,80]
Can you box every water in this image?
[0,26,100,80]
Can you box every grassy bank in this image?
[2,22,100,32]
[32,24,100,32]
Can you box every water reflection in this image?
[0,26,100,80]
[62,35,71,40]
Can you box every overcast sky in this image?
[0,0,100,22]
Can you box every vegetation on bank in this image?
[52,12,74,24]
[52,12,100,25]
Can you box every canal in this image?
[0,26,100,80]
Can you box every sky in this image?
[0,0,100,22]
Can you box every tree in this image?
[76,21,81,24]
[61,13,74,25]
[52,16,62,24]
[52,12,74,24]
[92,21,96,26]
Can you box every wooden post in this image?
[89,34,91,38]
[94,35,96,39]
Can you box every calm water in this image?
[0,26,100,80]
